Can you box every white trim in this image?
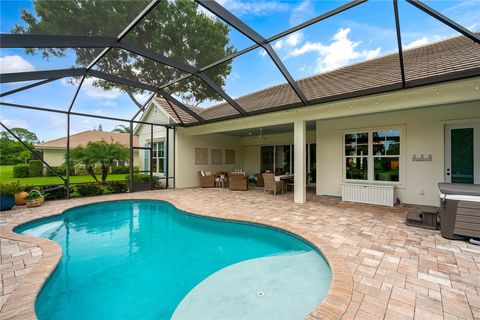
[133,99,176,135]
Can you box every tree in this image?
[69,141,129,184]
[1,128,39,145]
[112,125,131,134]
[0,128,39,165]
[14,0,234,107]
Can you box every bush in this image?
[93,166,102,175]
[111,166,130,174]
[0,181,24,196]
[13,164,30,178]
[29,160,43,177]
[74,166,87,176]
[76,183,104,197]
[125,173,151,184]
[152,176,161,188]
[24,184,71,200]
[107,181,128,193]
[45,185,69,200]
[45,165,67,177]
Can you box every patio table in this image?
[279,174,294,192]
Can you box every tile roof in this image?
[35,130,139,149]
[157,34,480,125]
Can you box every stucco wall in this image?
[175,129,244,188]
[316,101,480,206]
[42,149,65,167]
[42,149,139,169]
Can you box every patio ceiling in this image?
[1,0,479,128]
[220,122,316,137]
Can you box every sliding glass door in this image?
[308,143,316,185]
[260,146,274,172]
[261,145,291,174]
[260,144,316,186]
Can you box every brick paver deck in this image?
[1,188,479,320]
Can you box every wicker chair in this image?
[229,172,248,191]
[255,173,264,187]
[199,171,215,188]
[263,173,285,195]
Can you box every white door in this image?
[444,123,480,184]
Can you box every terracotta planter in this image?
[15,191,29,206]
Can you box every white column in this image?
[294,120,306,203]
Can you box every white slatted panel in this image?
[341,183,395,207]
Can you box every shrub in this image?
[74,166,87,176]
[24,184,71,200]
[45,165,67,177]
[0,181,24,196]
[152,176,161,188]
[111,166,130,174]
[76,183,104,197]
[45,185,69,200]
[107,181,128,193]
[125,173,151,184]
[13,164,30,178]
[93,165,102,175]
[29,160,43,177]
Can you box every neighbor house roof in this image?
[158,34,480,125]
[35,130,139,149]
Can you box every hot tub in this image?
[438,183,480,240]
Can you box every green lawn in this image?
[0,165,127,185]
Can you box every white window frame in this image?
[342,125,405,185]
[149,139,165,175]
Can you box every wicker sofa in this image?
[199,171,215,188]
[229,172,248,191]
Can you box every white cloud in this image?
[0,55,35,73]
[82,78,121,99]
[273,32,304,50]
[289,0,315,26]
[287,28,381,73]
[404,37,430,49]
[404,35,446,50]
[99,100,117,107]
[216,0,289,16]
[0,117,29,129]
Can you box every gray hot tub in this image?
[438,183,480,240]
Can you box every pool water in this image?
[16,200,331,320]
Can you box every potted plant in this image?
[25,189,45,207]
[0,181,23,211]
[15,189,29,206]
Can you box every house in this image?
[136,34,480,206]
[35,130,140,167]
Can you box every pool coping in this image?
[0,194,354,320]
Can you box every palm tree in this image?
[69,141,129,184]
[112,125,131,134]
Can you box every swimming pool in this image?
[16,200,331,319]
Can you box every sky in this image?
[1,0,479,142]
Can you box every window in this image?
[373,130,400,182]
[344,128,402,183]
[345,133,369,180]
[151,141,165,174]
